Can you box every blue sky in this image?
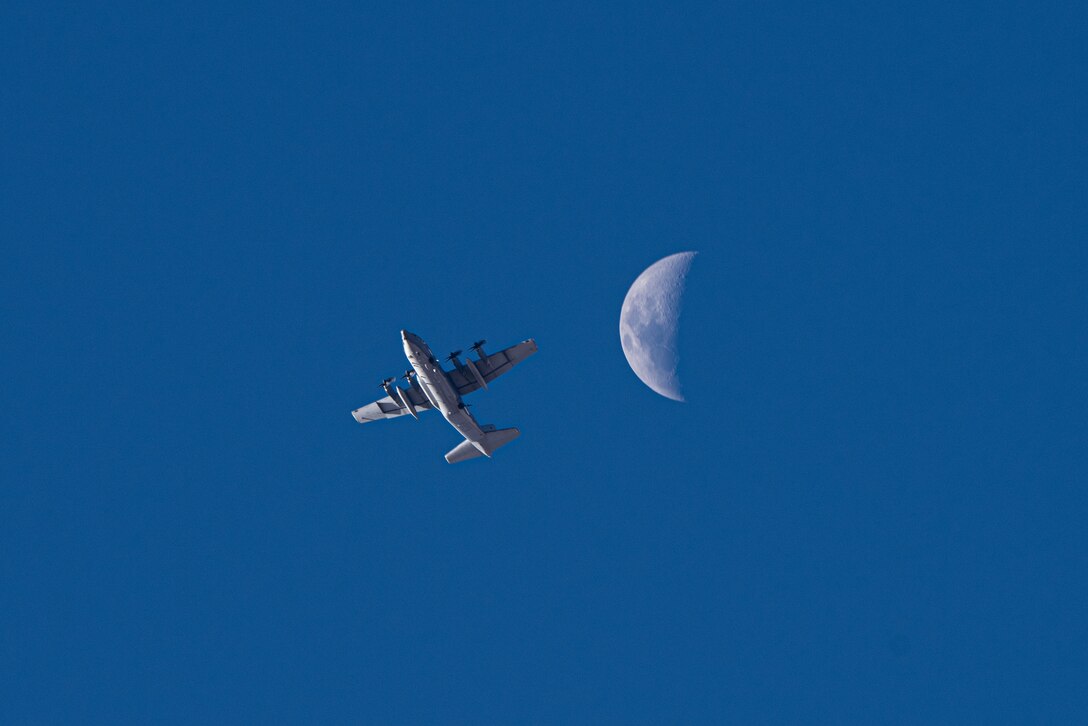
[3,1,1086,722]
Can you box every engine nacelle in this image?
[465,358,488,391]
[392,384,419,419]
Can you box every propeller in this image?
[379,377,395,388]
[471,339,487,351]
[445,350,463,361]
[401,369,415,380]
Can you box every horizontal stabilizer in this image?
[444,427,521,464]
[477,426,520,456]
[445,439,485,464]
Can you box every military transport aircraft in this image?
[352,331,538,463]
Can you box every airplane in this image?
[351,330,538,463]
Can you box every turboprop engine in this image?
[381,375,418,419]
[446,348,487,390]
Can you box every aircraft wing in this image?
[351,383,433,424]
[448,339,538,396]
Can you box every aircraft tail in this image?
[477,426,520,456]
[444,427,521,464]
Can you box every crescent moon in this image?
[619,251,697,401]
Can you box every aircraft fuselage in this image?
[401,330,487,449]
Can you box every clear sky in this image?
[3,2,1086,723]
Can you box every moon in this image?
[619,251,697,401]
